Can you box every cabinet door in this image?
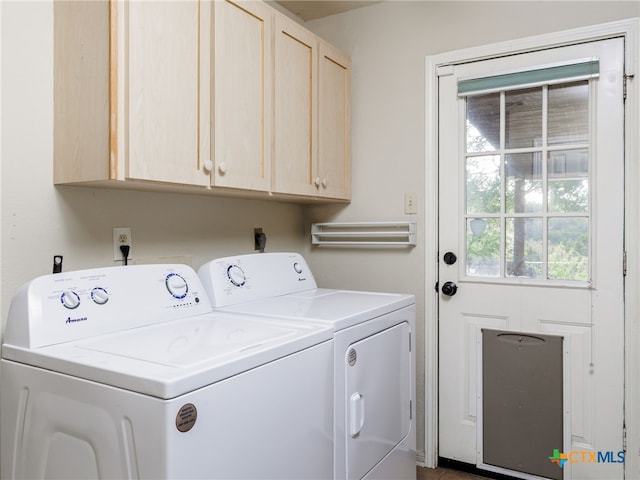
[318,42,351,200]
[125,1,209,186]
[273,14,318,197]
[54,1,110,184]
[212,0,272,192]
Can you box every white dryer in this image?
[1,264,333,480]
[199,252,416,480]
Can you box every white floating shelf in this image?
[311,222,417,246]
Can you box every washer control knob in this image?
[91,287,109,305]
[61,290,81,310]
[293,262,303,274]
[227,265,246,287]
[166,273,189,299]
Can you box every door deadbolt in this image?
[443,252,457,265]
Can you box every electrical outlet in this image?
[113,227,132,262]
[254,227,263,251]
[405,192,417,214]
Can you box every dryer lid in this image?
[218,289,415,331]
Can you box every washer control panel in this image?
[198,252,317,308]
[4,264,212,349]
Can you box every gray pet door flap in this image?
[482,329,563,480]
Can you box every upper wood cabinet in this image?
[317,41,351,200]
[273,14,351,201]
[210,0,272,192]
[54,0,350,202]
[54,1,210,187]
[273,14,318,197]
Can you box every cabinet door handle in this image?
[203,160,213,172]
[314,177,321,187]
[218,162,228,175]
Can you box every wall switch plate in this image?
[113,227,132,261]
[405,192,417,214]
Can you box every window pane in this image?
[466,155,500,214]
[548,149,588,213]
[505,217,543,279]
[466,93,500,152]
[505,153,542,213]
[548,81,588,145]
[548,217,589,280]
[466,217,500,277]
[505,88,542,149]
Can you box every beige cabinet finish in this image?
[54,1,111,184]
[211,0,272,192]
[273,14,351,200]
[54,0,350,202]
[273,14,318,197]
[54,1,210,187]
[317,42,351,200]
[126,1,210,186]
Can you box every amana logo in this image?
[65,316,88,324]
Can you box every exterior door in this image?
[438,38,625,480]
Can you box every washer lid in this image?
[2,312,332,399]
[217,289,415,331]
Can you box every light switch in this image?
[404,192,417,214]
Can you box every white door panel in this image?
[438,37,625,480]
[346,323,411,480]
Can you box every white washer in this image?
[199,252,417,480]
[1,264,333,480]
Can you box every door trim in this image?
[424,17,639,472]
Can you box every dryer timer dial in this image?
[227,265,246,287]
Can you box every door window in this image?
[464,80,590,282]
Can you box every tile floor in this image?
[417,466,491,480]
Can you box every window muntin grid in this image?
[464,81,590,282]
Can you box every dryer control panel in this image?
[4,265,212,349]
[198,252,317,308]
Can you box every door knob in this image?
[441,281,458,296]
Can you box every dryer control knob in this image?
[293,262,303,274]
[166,273,189,299]
[60,290,81,310]
[227,265,246,287]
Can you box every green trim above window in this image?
[458,59,599,96]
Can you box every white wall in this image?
[0,0,308,324]
[303,0,640,462]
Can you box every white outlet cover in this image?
[113,227,132,261]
